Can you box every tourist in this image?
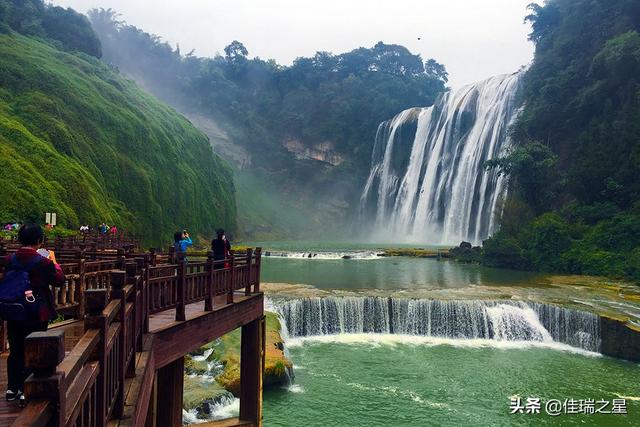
[211,228,231,269]
[110,225,118,235]
[174,230,193,261]
[0,224,65,407]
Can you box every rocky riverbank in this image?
[183,311,292,420]
[382,248,452,258]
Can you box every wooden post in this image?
[205,253,214,311]
[227,253,235,304]
[156,357,184,427]
[145,376,157,427]
[110,271,127,417]
[239,316,264,425]
[143,264,150,333]
[77,257,86,318]
[149,248,158,266]
[85,288,109,427]
[126,261,143,352]
[168,246,176,265]
[254,248,262,293]
[245,248,253,296]
[176,260,186,321]
[117,248,126,270]
[24,330,66,426]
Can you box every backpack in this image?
[0,255,43,321]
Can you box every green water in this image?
[247,240,545,289]
[261,256,546,290]
[264,341,640,426]
[241,241,640,426]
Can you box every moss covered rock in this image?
[183,311,292,414]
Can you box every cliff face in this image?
[0,32,237,243]
[283,139,344,166]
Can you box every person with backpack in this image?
[0,224,65,406]
[173,230,193,262]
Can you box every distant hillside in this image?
[0,30,236,243]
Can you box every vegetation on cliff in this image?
[484,0,640,281]
[0,2,236,243]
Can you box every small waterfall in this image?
[279,297,601,353]
[359,72,523,245]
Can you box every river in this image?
[232,242,640,425]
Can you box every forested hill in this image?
[88,9,448,239]
[484,0,640,280]
[0,1,236,243]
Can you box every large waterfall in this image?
[279,297,601,353]
[359,72,523,244]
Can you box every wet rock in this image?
[459,241,473,249]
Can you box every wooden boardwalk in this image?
[0,236,265,427]
[0,293,264,427]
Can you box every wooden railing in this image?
[3,246,262,427]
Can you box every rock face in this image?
[449,241,482,263]
[283,139,344,166]
[599,317,640,362]
[183,311,292,420]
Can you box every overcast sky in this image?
[51,0,535,88]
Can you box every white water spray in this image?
[278,297,601,353]
[359,72,523,244]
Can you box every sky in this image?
[51,0,535,88]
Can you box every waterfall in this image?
[359,72,523,245]
[278,297,601,353]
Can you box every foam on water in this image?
[284,333,600,357]
[278,297,601,353]
[285,384,305,393]
[184,395,239,424]
[191,348,213,362]
[264,250,382,260]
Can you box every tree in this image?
[424,58,448,82]
[42,6,101,57]
[524,2,561,44]
[224,40,248,63]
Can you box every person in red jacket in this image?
[0,224,65,406]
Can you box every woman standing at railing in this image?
[211,228,231,270]
[174,230,193,262]
[0,224,65,407]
